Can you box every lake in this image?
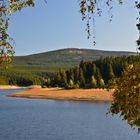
[0,89,140,140]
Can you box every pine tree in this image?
[99,79,105,88]
[68,79,74,88]
[60,70,67,87]
[90,76,97,88]
[55,72,61,86]
[107,63,115,80]
[69,68,74,81]
[73,66,79,84]
[92,63,97,75]
[79,68,85,88]
[95,68,102,87]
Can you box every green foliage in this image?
[107,63,115,80]
[0,65,52,86]
[95,67,102,85]
[90,76,97,88]
[99,79,105,88]
[41,77,51,88]
[0,76,8,85]
[110,62,140,131]
[1,54,140,88]
[0,0,35,64]
[61,71,67,87]
[54,69,67,87]
[73,66,79,84]
[69,79,74,87]
[55,72,61,86]
[79,68,86,88]
[47,54,140,89]
[67,79,74,89]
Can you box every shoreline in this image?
[8,88,114,102]
[0,85,41,90]
[0,85,27,90]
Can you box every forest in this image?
[44,54,140,89]
[1,54,139,88]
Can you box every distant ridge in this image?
[24,48,136,57]
[13,48,136,69]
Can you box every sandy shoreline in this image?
[0,85,27,90]
[8,88,114,102]
[0,85,41,90]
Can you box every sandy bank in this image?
[0,85,27,90]
[8,88,113,102]
[0,85,41,90]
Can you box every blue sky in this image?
[8,0,138,56]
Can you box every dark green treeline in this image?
[0,55,139,87]
[0,66,53,86]
[43,55,140,89]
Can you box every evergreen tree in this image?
[69,68,74,82]
[95,68,102,86]
[73,66,79,84]
[66,70,71,84]
[99,79,105,88]
[92,63,97,76]
[79,60,86,77]
[90,76,97,88]
[79,68,85,88]
[68,79,74,88]
[107,63,115,81]
[85,62,93,82]
[60,70,67,87]
[55,72,61,86]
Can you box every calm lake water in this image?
[0,89,140,140]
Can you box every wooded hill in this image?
[0,48,138,87]
[13,48,136,71]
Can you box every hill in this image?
[13,48,136,71]
[1,49,139,86]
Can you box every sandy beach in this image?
[0,85,41,90]
[0,85,27,90]
[8,88,113,102]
